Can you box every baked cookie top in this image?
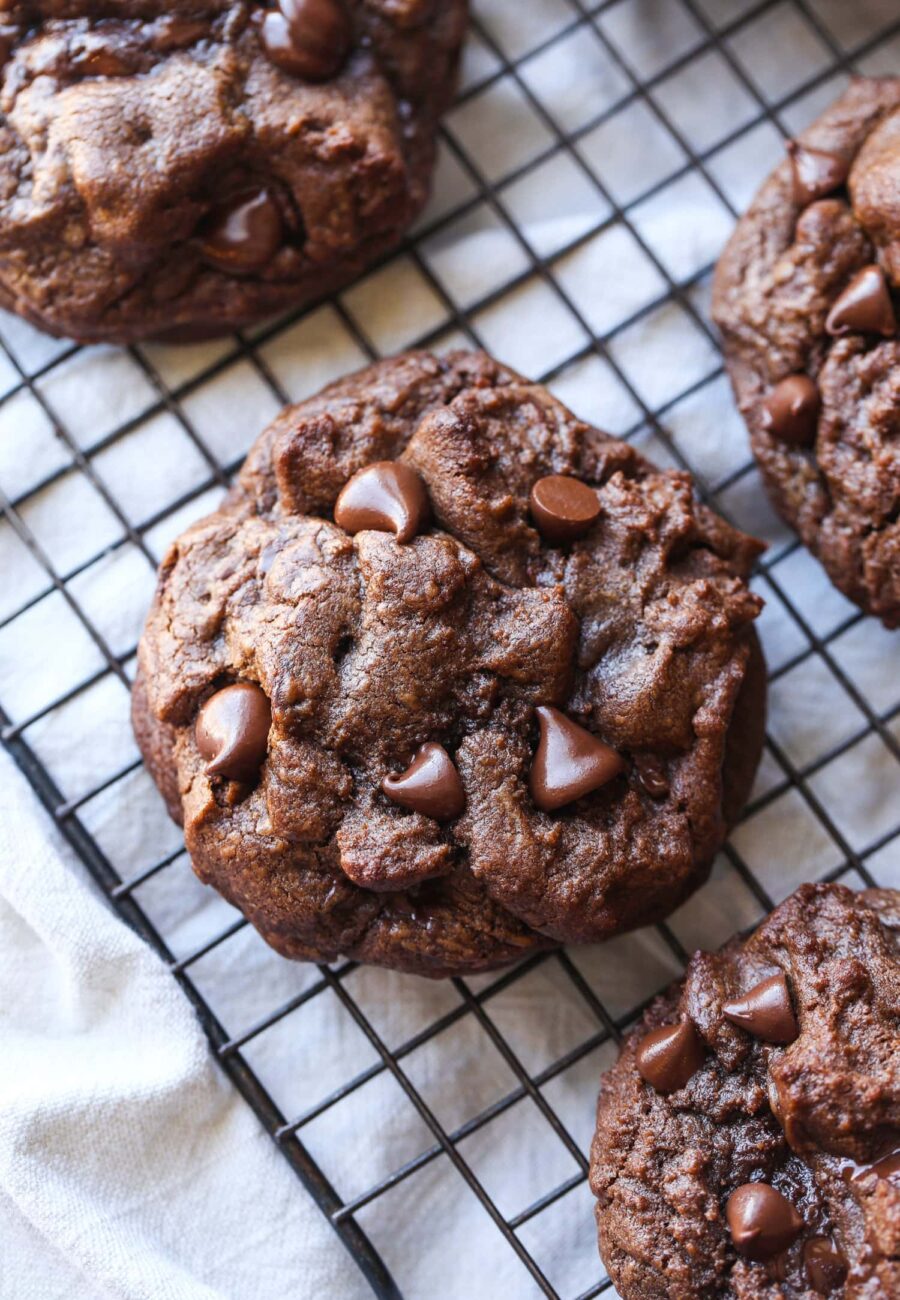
[134,349,766,976]
[0,0,466,341]
[590,883,900,1299]
[713,77,900,627]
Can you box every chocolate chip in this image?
[529,706,624,813]
[723,971,799,1044]
[196,683,272,783]
[825,264,896,337]
[529,474,600,543]
[726,1183,803,1261]
[635,1020,704,1093]
[334,461,430,543]
[382,743,465,821]
[199,190,283,274]
[259,0,351,82]
[761,375,820,447]
[786,140,849,207]
[634,754,670,799]
[803,1238,848,1293]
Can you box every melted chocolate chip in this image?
[196,683,272,783]
[635,1020,704,1093]
[723,971,799,1044]
[259,0,351,82]
[873,1150,900,1181]
[825,264,897,337]
[334,461,430,543]
[858,1149,900,1185]
[199,190,283,274]
[382,743,465,821]
[529,706,624,813]
[726,1183,803,1261]
[786,140,849,207]
[529,474,600,543]
[761,375,820,447]
[803,1238,848,1294]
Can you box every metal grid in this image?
[2,1,900,1295]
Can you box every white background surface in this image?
[2,1,900,1297]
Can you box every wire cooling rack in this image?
[2,2,900,1296]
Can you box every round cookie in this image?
[713,78,900,627]
[590,883,900,1299]
[133,349,767,977]
[0,1,467,343]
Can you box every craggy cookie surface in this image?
[0,1,466,342]
[713,78,900,627]
[590,884,900,1299]
[133,349,766,976]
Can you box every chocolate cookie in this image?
[132,349,767,977]
[0,1,466,343]
[590,883,900,1299]
[713,78,900,627]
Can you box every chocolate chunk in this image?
[825,264,897,337]
[382,742,465,821]
[530,706,624,812]
[723,971,799,1044]
[804,1238,848,1293]
[199,190,283,274]
[787,140,849,207]
[259,0,351,82]
[334,461,430,543]
[195,683,271,782]
[761,375,820,447]
[635,1021,704,1093]
[726,1183,803,1261]
[529,474,600,543]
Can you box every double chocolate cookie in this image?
[590,883,900,1299]
[0,1,466,342]
[713,78,900,627]
[133,349,766,977]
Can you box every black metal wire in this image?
[2,3,899,1297]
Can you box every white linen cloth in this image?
[0,747,368,1300]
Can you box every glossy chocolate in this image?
[382,742,465,821]
[787,140,849,207]
[529,474,600,543]
[726,1183,803,1261]
[529,706,624,812]
[195,683,272,782]
[635,1021,705,1093]
[634,754,670,799]
[723,971,799,1044]
[259,0,351,82]
[825,264,897,337]
[334,461,430,543]
[803,1238,848,1293]
[761,375,820,447]
[199,190,283,274]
